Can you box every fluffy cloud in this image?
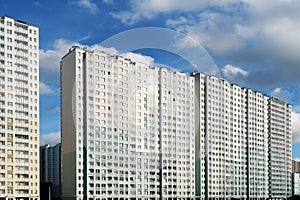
[111,0,300,88]
[223,64,248,78]
[121,52,154,66]
[39,39,76,72]
[39,39,76,83]
[292,111,300,143]
[111,0,237,25]
[40,132,61,146]
[222,64,248,85]
[269,87,293,103]
[73,0,99,14]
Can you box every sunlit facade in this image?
[0,16,40,200]
[194,74,291,199]
[61,46,291,200]
[61,47,195,199]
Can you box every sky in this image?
[1,0,300,158]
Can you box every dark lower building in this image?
[40,143,61,200]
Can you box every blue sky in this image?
[1,0,300,157]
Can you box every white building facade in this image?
[194,75,291,199]
[61,47,196,200]
[61,46,292,200]
[158,68,195,198]
[268,98,292,198]
[0,16,40,200]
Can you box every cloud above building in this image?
[40,131,61,146]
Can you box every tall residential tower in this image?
[194,74,291,199]
[61,47,196,199]
[0,16,40,199]
[61,46,292,200]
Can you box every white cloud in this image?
[269,87,293,103]
[39,49,61,72]
[74,0,99,14]
[110,0,210,25]
[165,1,300,87]
[39,39,77,72]
[110,0,300,86]
[166,11,244,54]
[292,111,300,143]
[40,82,56,95]
[40,132,61,146]
[222,64,248,79]
[89,44,118,55]
[121,52,154,66]
[110,11,141,25]
[166,17,190,30]
[111,0,240,25]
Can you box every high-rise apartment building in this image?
[0,16,40,199]
[61,46,291,200]
[40,143,61,199]
[61,47,196,199]
[201,75,250,199]
[268,98,292,198]
[245,90,269,198]
[61,47,160,199]
[158,68,195,198]
[194,75,291,199]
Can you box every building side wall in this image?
[61,49,77,199]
